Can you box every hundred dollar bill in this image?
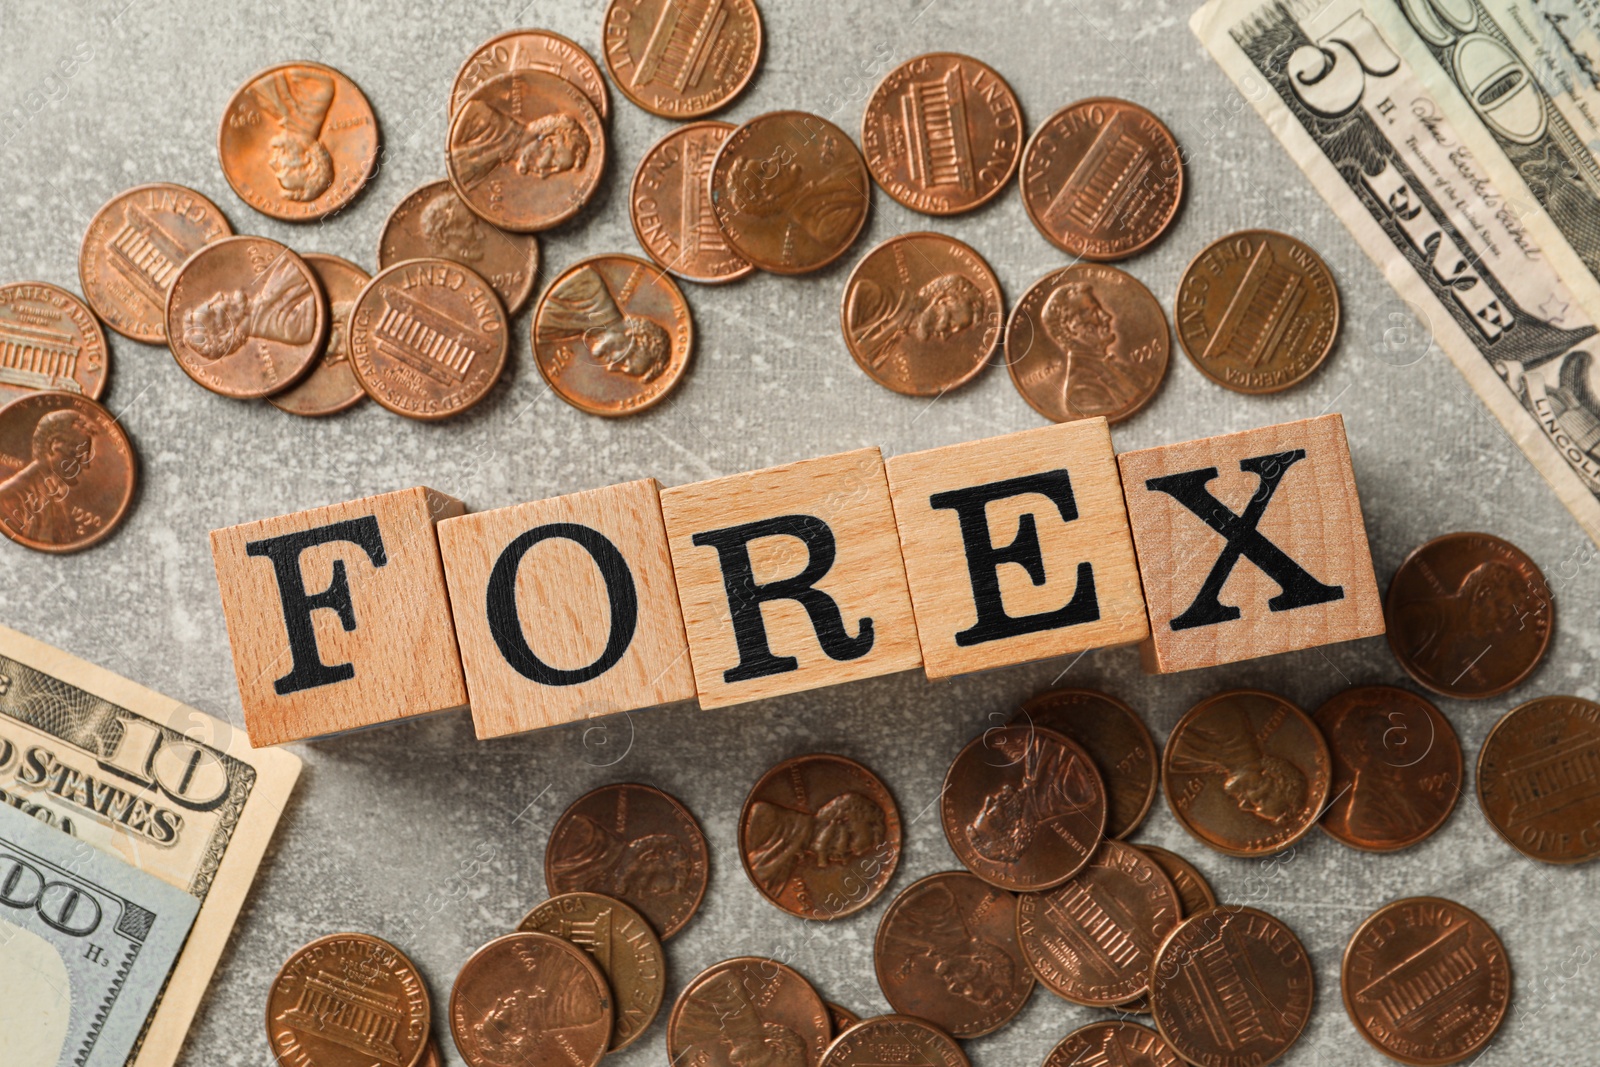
[0,623,301,1067]
[1194,0,1600,545]
[0,800,198,1067]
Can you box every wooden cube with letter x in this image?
[210,486,469,746]
[659,448,923,708]
[1118,414,1384,673]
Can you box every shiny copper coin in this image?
[1014,688,1158,839]
[820,1014,969,1067]
[666,957,830,1067]
[860,53,1023,216]
[533,254,693,416]
[710,111,871,275]
[268,253,369,417]
[600,0,762,118]
[826,1003,860,1036]
[1386,532,1553,700]
[0,391,135,554]
[874,871,1033,1039]
[1136,846,1217,919]
[347,258,507,421]
[78,183,231,343]
[1314,685,1462,852]
[1005,263,1169,424]
[1175,229,1340,393]
[1477,695,1600,864]
[218,62,378,222]
[841,232,1002,397]
[630,121,754,284]
[1020,98,1183,261]
[379,181,540,315]
[941,723,1106,891]
[0,283,108,404]
[517,891,664,1051]
[1044,1021,1182,1067]
[545,783,709,939]
[1149,907,1313,1067]
[450,931,612,1067]
[451,29,610,120]
[266,932,431,1067]
[446,70,606,234]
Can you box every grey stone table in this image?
[2,1,1596,1064]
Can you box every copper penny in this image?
[840,232,1002,397]
[1005,263,1169,424]
[517,891,664,1051]
[347,258,507,421]
[1043,1021,1182,1067]
[1174,229,1340,393]
[1136,846,1217,919]
[820,1015,969,1067]
[268,253,369,417]
[860,53,1023,216]
[533,254,693,416]
[826,1003,860,1036]
[873,871,1034,1039]
[1014,688,1158,839]
[1149,907,1313,1067]
[630,121,755,285]
[0,391,135,554]
[0,283,109,404]
[450,931,612,1067]
[545,783,709,939]
[600,0,762,118]
[1477,695,1600,864]
[1020,98,1182,261]
[78,183,231,343]
[378,181,540,315]
[451,29,610,120]
[1314,685,1462,853]
[667,957,830,1067]
[1386,532,1553,700]
[940,723,1106,891]
[218,62,378,222]
[266,932,431,1067]
[710,111,872,275]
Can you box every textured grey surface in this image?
[1,1,1598,1064]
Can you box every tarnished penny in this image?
[1314,685,1462,853]
[1477,695,1600,865]
[841,232,1002,396]
[1014,688,1159,839]
[940,723,1106,891]
[517,891,664,1051]
[1005,263,1169,424]
[533,254,693,416]
[347,258,507,421]
[1342,897,1510,1066]
[450,931,612,1067]
[667,957,830,1067]
[1136,846,1217,919]
[218,62,378,222]
[1386,532,1553,700]
[0,283,109,404]
[1174,230,1340,393]
[820,1015,969,1067]
[0,391,135,554]
[630,121,755,284]
[451,29,610,120]
[739,753,901,920]
[1044,1021,1182,1067]
[446,70,606,234]
[873,871,1034,1039]
[379,181,540,315]
[601,0,762,118]
[165,236,327,399]
[710,111,871,275]
[545,783,709,939]
[826,1003,860,1036]
[860,53,1022,216]
[1020,98,1183,261]
[266,932,431,1067]
[1149,907,1314,1067]
[1162,689,1331,858]
[78,183,231,343]
[269,253,369,417]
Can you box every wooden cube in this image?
[659,448,922,708]
[436,479,697,738]
[211,486,468,746]
[886,418,1148,679]
[1118,414,1384,673]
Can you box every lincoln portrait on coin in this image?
[966,733,1099,865]
[848,273,985,369]
[465,967,606,1067]
[535,265,670,381]
[0,409,96,542]
[1169,706,1308,825]
[251,67,336,202]
[1392,560,1531,682]
[181,254,318,361]
[744,792,888,894]
[1038,281,1145,418]
[547,814,693,903]
[420,190,486,262]
[452,100,590,189]
[889,881,1018,1008]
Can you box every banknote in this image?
[1193,0,1600,545]
[0,800,198,1067]
[0,623,301,1067]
